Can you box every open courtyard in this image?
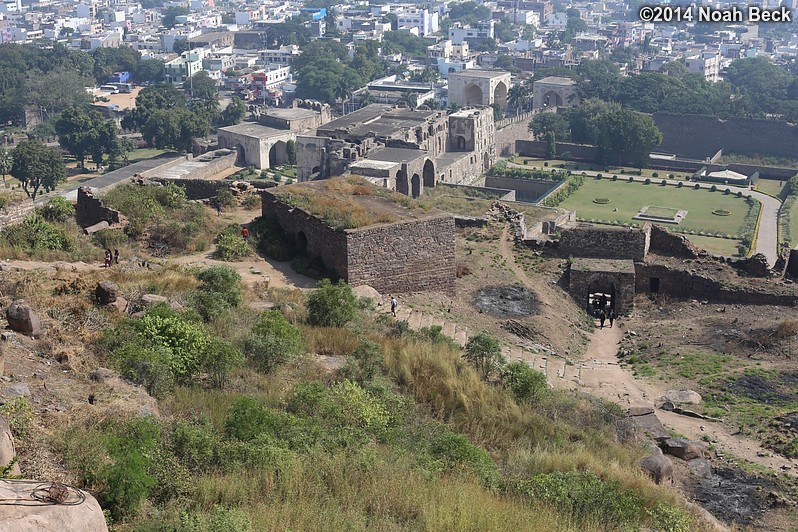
[557,178,760,255]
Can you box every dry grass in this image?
[301,326,361,357]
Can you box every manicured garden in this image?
[509,156,690,181]
[557,177,760,255]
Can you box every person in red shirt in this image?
[242,227,249,241]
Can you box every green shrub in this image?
[652,172,659,178]
[213,227,251,261]
[464,331,504,380]
[502,361,547,402]
[515,471,645,528]
[98,418,159,521]
[168,416,217,472]
[543,161,548,167]
[216,188,235,207]
[342,338,384,384]
[644,178,651,185]
[249,217,295,261]
[202,338,244,389]
[611,175,617,181]
[241,194,261,209]
[110,343,175,398]
[92,228,128,249]
[245,310,304,372]
[0,397,34,438]
[661,179,667,186]
[139,310,211,383]
[628,176,634,182]
[736,190,743,198]
[194,266,242,318]
[1,216,74,253]
[225,396,287,441]
[179,505,252,532]
[694,183,700,189]
[677,181,683,188]
[307,279,357,327]
[37,196,74,222]
[724,188,731,195]
[710,185,717,192]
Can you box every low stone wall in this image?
[181,151,238,181]
[649,225,700,259]
[0,199,34,230]
[440,183,515,201]
[494,119,532,157]
[75,187,120,228]
[516,140,598,161]
[261,190,349,276]
[636,263,798,306]
[559,224,651,262]
[483,176,559,202]
[347,215,456,294]
[569,260,636,314]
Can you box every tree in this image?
[567,98,619,144]
[494,54,514,71]
[0,148,11,186]
[575,60,621,101]
[286,139,296,165]
[11,140,67,200]
[545,130,556,159]
[172,39,189,55]
[529,112,570,140]
[507,84,529,115]
[141,107,209,153]
[184,71,218,102]
[464,331,504,380]
[122,84,186,131]
[162,6,189,28]
[219,96,246,127]
[399,92,418,109]
[594,109,662,167]
[26,67,92,115]
[132,59,165,84]
[56,106,105,167]
[59,27,74,38]
[307,279,357,327]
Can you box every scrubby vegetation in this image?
[44,270,706,531]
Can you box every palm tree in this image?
[399,92,418,109]
[0,148,12,187]
[507,84,528,116]
[335,81,353,115]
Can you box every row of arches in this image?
[462,81,508,109]
[396,159,435,199]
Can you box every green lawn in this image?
[686,234,742,256]
[127,148,170,163]
[558,178,756,236]
[755,179,787,199]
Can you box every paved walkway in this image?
[35,153,186,204]
[508,163,780,266]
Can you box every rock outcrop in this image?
[95,282,120,305]
[660,438,710,460]
[0,416,21,476]
[640,452,674,485]
[0,480,107,532]
[6,301,42,337]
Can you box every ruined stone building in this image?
[217,100,331,170]
[296,104,496,197]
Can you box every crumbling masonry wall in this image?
[559,224,651,262]
[76,187,120,228]
[347,215,455,294]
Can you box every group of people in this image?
[104,249,119,268]
[590,294,616,329]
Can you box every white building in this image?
[165,51,204,85]
[685,52,721,82]
[448,21,495,44]
[396,8,438,36]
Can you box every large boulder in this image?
[0,480,107,531]
[95,281,120,305]
[660,438,710,460]
[640,453,674,485]
[6,301,42,337]
[663,389,702,405]
[140,294,168,307]
[0,416,21,476]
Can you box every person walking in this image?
[114,249,120,265]
[104,249,111,268]
[608,308,615,328]
[241,226,249,241]
[599,309,606,329]
[390,296,398,317]
[215,200,222,216]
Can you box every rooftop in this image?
[260,107,319,121]
[570,258,636,274]
[266,176,449,230]
[449,69,511,79]
[365,146,427,164]
[536,76,578,86]
[318,104,445,139]
[217,122,291,139]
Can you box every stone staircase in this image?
[394,306,576,384]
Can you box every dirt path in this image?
[566,321,798,477]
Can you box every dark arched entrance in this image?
[396,169,409,196]
[296,231,308,253]
[411,173,421,198]
[422,159,435,188]
[269,141,288,168]
[234,144,246,166]
[482,152,490,171]
[455,135,466,151]
[586,274,619,315]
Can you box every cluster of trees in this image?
[55,106,124,169]
[120,79,243,152]
[0,43,166,124]
[530,99,663,167]
[293,41,381,105]
[533,57,798,121]
[7,140,67,200]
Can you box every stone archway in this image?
[586,273,620,314]
[542,90,563,108]
[269,140,288,168]
[411,173,421,198]
[493,81,508,110]
[455,135,466,151]
[396,169,409,196]
[463,83,483,106]
[234,144,246,166]
[422,159,435,188]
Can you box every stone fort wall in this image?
[653,113,798,160]
[559,225,651,262]
[347,215,456,295]
[261,191,456,294]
